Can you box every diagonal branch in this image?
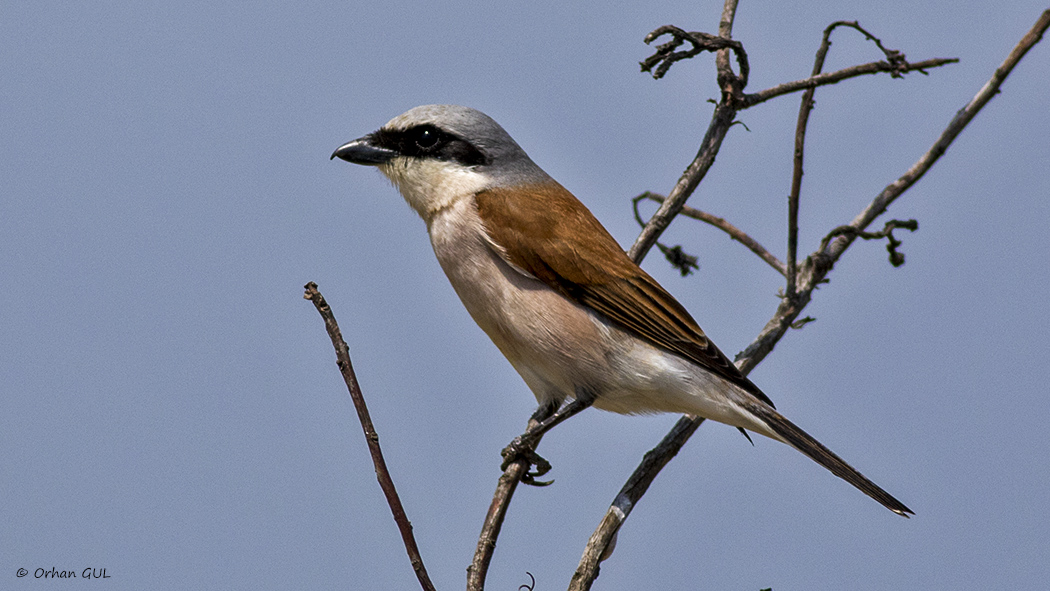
[833,8,1050,255]
[743,6,1050,412]
[303,282,436,591]
[627,101,740,264]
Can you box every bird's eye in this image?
[414,128,440,149]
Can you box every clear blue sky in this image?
[3,2,1048,589]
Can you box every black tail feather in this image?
[745,401,913,517]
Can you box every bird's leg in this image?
[501,388,596,485]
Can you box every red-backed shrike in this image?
[332,104,911,517]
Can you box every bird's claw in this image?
[501,436,553,486]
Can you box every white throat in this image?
[379,157,492,224]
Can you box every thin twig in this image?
[627,1,745,265]
[575,9,1050,588]
[788,21,871,295]
[787,20,952,292]
[641,25,749,86]
[818,219,919,267]
[742,57,958,108]
[303,282,436,591]
[635,192,786,276]
[836,8,1050,252]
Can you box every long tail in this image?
[743,400,913,517]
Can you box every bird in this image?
[331,104,912,517]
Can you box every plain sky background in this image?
[3,1,1048,590]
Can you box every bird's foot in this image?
[501,435,553,486]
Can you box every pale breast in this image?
[425,195,614,403]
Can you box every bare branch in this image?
[569,4,750,588]
[635,192,786,277]
[641,25,749,86]
[837,8,1050,251]
[628,104,739,265]
[569,417,704,591]
[788,21,896,295]
[628,22,956,268]
[826,20,910,75]
[468,450,534,591]
[743,57,958,108]
[303,282,436,591]
[469,394,596,589]
[628,2,745,265]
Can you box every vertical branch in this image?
[785,26,832,295]
[303,283,436,591]
[788,20,904,296]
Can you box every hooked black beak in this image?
[330,135,397,164]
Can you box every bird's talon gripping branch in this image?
[501,437,553,486]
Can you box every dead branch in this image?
[303,282,436,591]
[467,448,535,591]
[787,20,906,294]
[641,25,749,86]
[742,57,958,108]
[818,219,919,268]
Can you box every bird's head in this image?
[332,104,549,222]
